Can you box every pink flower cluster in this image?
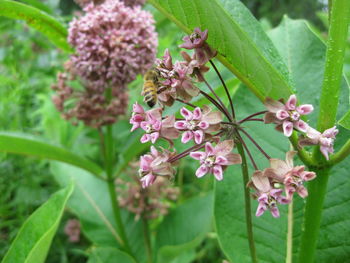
[68,0,157,89]
[249,151,316,217]
[264,94,338,160]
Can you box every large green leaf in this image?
[338,109,350,130]
[0,132,104,178]
[215,17,350,263]
[87,247,136,263]
[50,162,147,263]
[0,0,71,51]
[148,0,293,100]
[2,183,74,263]
[156,193,213,263]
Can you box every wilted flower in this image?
[180,51,210,82]
[68,0,157,89]
[264,95,313,137]
[139,146,177,188]
[64,219,81,243]
[299,126,338,160]
[250,171,289,218]
[190,140,242,180]
[174,106,222,144]
[264,151,316,199]
[179,28,216,64]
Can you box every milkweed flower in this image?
[264,151,316,199]
[250,171,289,218]
[68,0,158,89]
[179,27,216,64]
[264,95,313,137]
[64,219,81,243]
[139,146,176,188]
[174,106,222,144]
[299,126,339,160]
[190,140,242,181]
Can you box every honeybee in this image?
[142,69,161,108]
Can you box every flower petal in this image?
[256,203,267,217]
[225,153,242,165]
[276,110,289,120]
[193,107,202,120]
[196,165,209,178]
[194,130,204,144]
[295,120,308,133]
[270,207,280,218]
[180,107,193,120]
[215,156,228,165]
[181,131,193,144]
[297,186,308,198]
[174,121,187,130]
[213,165,223,181]
[297,104,314,115]
[140,134,150,143]
[190,151,206,160]
[205,142,214,154]
[252,170,271,192]
[198,121,209,130]
[150,132,159,144]
[264,97,285,113]
[283,121,294,137]
[286,94,297,110]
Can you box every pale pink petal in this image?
[190,151,206,160]
[320,146,331,160]
[194,130,204,144]
[286,95,297,110]
[285,151,296,169]
[283,121,294,137]
[193,107,202,120]
[264,97,285,113]
[203,111,222,124]
[215,156,228,165]
[297,186,308,198]
[306,127,321,140]
[198,121,209,130]
[276,110,289,120]
[270,207,280,218]
[182,131,193,144]
[225,153,242,165]
[196,165,209,178]
[215,140,234,156]
[133,103,144,114]
[213,165,223,181]
[301,171,316,181]
[205,142,214,154]
[323,126,339,138]
[295,120,308,133]
[174,121,187,130]
[141,173,156,188]
[180,107,193,120]
[140,134,150,143]
[140,121,149,131]
[269,159,290,178]
[297,104,314,115]
[150,146,158,156]
[130,123,139,132]
[256,203,267,217]
[150,132,159,144]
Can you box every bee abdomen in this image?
[143,82,157,107]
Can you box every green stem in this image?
[286,200,293,263]
[236,142,258,263]
[317,0,350,132]
[297,167,330,263]
[142,216,153,263]
[289,132,315,167]
[103,125,134,258]
[328,138,350,165]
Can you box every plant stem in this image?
[289,132,316,167]
[236,141,258,263]
[328,138,350,165]
[238,111,267,124]
[175,98,196,108]
[317,0,350,132]
[103,125,134,257]
[142,214,152,263]
[297,167,330,263]
[286,200,293,263]
[238,128,271,159]
[209,59,236,119]
[237,132,258,170]
[200,90,230,120]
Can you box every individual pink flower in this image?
[299,126,339,160]
[190,140,241,181]
[174,107,222,144]
[140,109,179,144]
[264,151,316,199]
[180,51,209,82]
[139,146,176,188]
[130,102,146,131]
[179,28,216,64]
[264,95,314,137]
[251,171,289,218]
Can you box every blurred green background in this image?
[0,0,348,262]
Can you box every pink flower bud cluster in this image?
[64,219,81,243]
[116,163,179,220]
[249,151,316,218]
[68,0,157,89]
[264,94,338,160]
[130,28,242,187]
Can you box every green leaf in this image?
[156,193,213,263]
[0,132,104,178]
[338,109,350,130]
[50,162,147,263]
[2,183,74,263]
[19,0,53,14]
[148,0,293,100]
[0,0,71,51]
[87,247,136,263]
